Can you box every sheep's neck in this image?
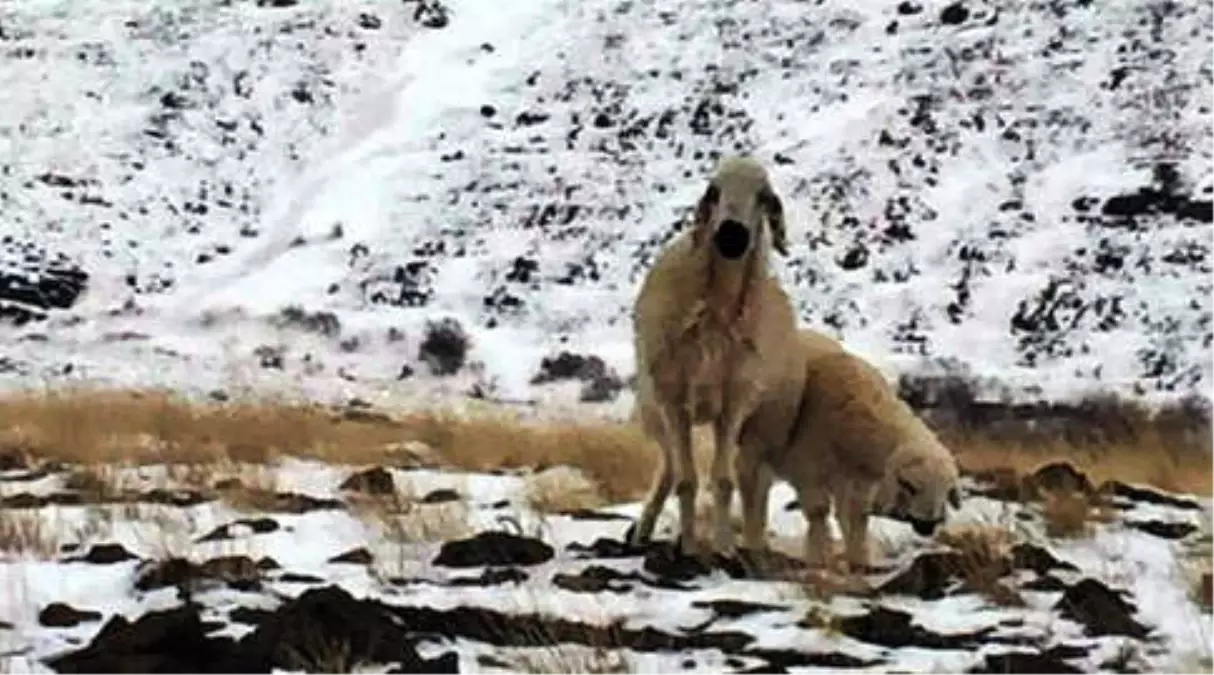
[698,249,762,336]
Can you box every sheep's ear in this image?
[760,187,788,256]
[947,486,962,510]
[692,183,720,246]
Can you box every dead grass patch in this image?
[0,387,1208,510]
[524,466,607,514]
[1039,490,1115,539]
[935,523,1025,606]
[491,645,632,674]
[0,510,57,558]
[347,478,473,544]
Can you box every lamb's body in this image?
[629,156,799,554]
[737,331,961,569]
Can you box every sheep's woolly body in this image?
[629,155,799,553]
[737,330,960,569]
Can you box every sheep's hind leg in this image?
[628,403,675,546]
[799,488,833,569]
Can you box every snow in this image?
[1,457,1210,672]
[0,0,1208,409]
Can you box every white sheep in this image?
[628,155,799,556]
[736,330,963,570]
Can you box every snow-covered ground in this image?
[0,457,1210,673]
[0,0,1210,410]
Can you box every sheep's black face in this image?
[713,219,751,260]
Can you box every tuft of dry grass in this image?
[935,523,1025,607]
[493,645,632,674]
[1039,490,1115,539]
[0,510,57,558]
[523,466,607,514]
[347,477,474,545]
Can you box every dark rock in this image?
[417,318,468,376]
[940,1,969,24]
[433,531,554,568]
[1021,575,1068,592]
[835,605,990,649]
[0,450,28,471]
[39,602,103,628]
[70,543,138,565]
[420,488,461,504]
[196,518,280,543]
[691,599,786,619]
[135,556,261,594]
[560,509,632,522]
[743,648,882,670]
[552,565,636,593]
[642,541,714,581]
[879,551,968,599]
[232,585,457,673]
[328,547,374,565]
[340,466,396,495]
[227,607,274,626]
[1097,480,1202,511]
[44,605,234,673]
[1124,519,1198,540]
[1024,462,1094,499]
[447,566,529,587]
[529,351,625,402]
[276,572,326,584]
[1055,578,1150,638]
[568,536,648,559]
[968,648,1085,673]
[1010,543,1079,575]
[262,492,345,513]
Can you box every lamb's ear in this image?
[692,183,720,247]
[947,486,962,510]
[759,187,788,256]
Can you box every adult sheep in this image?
[736,330,963,571]
[627,155,800,556]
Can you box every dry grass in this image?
[347,477,474,544]
[933,395,1212,496]
[492,645,632,674]
[934,522,1025,607]
[0,510,57,558]
[0,387,657,502]
[0,387,1208,510]
[523,466,607,514]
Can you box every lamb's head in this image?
[692,155,788,262]
[871,440,962,536]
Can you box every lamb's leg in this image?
[799,487,832,568]
[837,481,875,572]
[735,450,773,553]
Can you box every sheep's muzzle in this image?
[713,219,750,260]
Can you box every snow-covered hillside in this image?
[0,0,1210,407]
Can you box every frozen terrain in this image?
[0,0,1210,410]
[0,454,1210,673]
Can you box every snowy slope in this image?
[0,0,1210,406]
[1,457,1210,673]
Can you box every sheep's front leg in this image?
[629,444,672,546]
[660,405,700,556]
[735,448,773,553]
[710,410,749,554]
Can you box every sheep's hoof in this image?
[623,522,647,546]
[675,534,706,558]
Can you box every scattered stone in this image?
[69,543,138,565]
[420,488,461,504]
[691,599,786,619]
[1124,519,1198,540]
[433,531,554,568]
[1098,480,1202,511]
[340,466,396,495]
[276,572,327,584]
[1010,543,1079,576]
[969,650,1082,673]
[642,541,713,581]
[567,536,647,559]
[879,551,969,599]
[529,351,625,402]
[135,556,262,595]
[328,547,374,565]
[743,648,882,671]
[45,605,233,673]
[39,602,102,628]
[1022,575,1069,592]
[447,567,529,587]
[1024,462,1094,499]
[196,517,280,543]
[552,565,637,594]
[939,1,969,25]
[835,605,990,649]
[560,509,632,522]
[0,450,28,471]
[1055,578,1150,638]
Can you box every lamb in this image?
[735,330,963,570]
[626,155,800,556]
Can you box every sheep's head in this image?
[692,156,788,261]
[872,441,963,536]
